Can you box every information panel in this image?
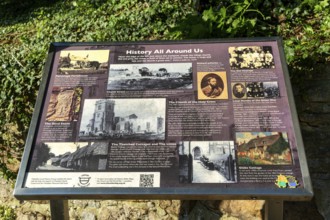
[14,38,312,200]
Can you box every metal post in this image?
[50,200,69,220]
[265,200,283,220]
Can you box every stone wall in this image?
[286,63,330,220]
[0,181,264,220]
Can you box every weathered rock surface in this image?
[289,63,330,220]
[219,200,264,220]
[46,88,76,121]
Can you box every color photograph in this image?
[236,132,292,165]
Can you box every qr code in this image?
[139,174,154,187]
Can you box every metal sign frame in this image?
[14,37,312,202]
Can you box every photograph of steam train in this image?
[57,50,109,74]
[178,141,237,183]
[107,63,193,90]
[29,142,109,171]
[79,98,166,141]
[236,132,292,165]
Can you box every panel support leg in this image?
[265,200,283,220]
[50,200,69,220]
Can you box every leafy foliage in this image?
[30,143,51,170]
[167,0,274,39]
[276,0,330,82]
[238,157,255,165]
[0,205,16,220]
[0,0,194,180]
[267,138,290,155]
[168,0,330,81]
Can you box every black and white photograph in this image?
[178,141,237,183]
[57,50,109,75]
[246,81,280,99]
[246,82,265,98]
[107,63,193,90]
[79,98,166,140]
[263,81,280,98]
[29,142,109,171]
[229,46,275,69]
[232,82,246,99]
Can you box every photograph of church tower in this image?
[87,99,115,134]
[79,98,166,140]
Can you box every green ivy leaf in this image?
[202,7,217,22]
[284,46,295,63]
[220,7,226,18]
[249,18,257,27]
[232,18,240,29]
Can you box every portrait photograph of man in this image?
[232,82,246,99]
[197,72,228,100]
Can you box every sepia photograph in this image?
[178,141,237,183]
[57,50,109,75]
[197,72,228,100]
[29,142,109,171]
[236,132,292,165]
[232,82,246,99]
[46,87,82,121]
[79,98,166,141]
[107,63,193,90]
[229,46,275,69]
